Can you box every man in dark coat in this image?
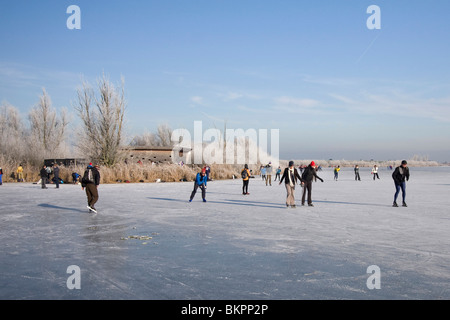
[40,165,48,189]
[81,163,101,213]
[53,163,60,189]
[392,160,410,207]
[301,161,324,207]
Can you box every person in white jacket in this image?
[372,165,380,180]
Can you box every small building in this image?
[122,146,191,164]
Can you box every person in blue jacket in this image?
[0,167,3,185]
[189,167,208,202]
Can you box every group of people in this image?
[353,164,380,181]
[188,160,410,209]
[39,164,61,189]
[2,158,411,212]
[37,162,101,213]
[241,161,323,208]
[259,163,274,186]
[279,161,324,208]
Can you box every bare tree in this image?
[0,101,27,162]
[74,75,126,167]
[28,89,69,162]
[130,124,174,148]
[129,131,159,147]
[156,123,173,147]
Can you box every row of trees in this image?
[0,90,69,165]
[1,74,174,168]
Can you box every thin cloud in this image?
[190,96,205,105]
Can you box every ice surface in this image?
[0,166,449,299]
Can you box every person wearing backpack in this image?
[81,163,101,213]
[241,164,251,195]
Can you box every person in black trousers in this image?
[189,168,208,202]
[241,164,250,195]
[40,165,48,189]
[53,163,60,188]
[354,165,361,181]
[301,161,323,207]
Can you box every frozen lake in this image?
[1,166,449,300]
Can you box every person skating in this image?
[301,161,324,207]
[334,166,340,181]
[81,163,101,213]
[392,160,410,207]
[354,165,361,181]
[372,165,380,180]
[275,166,281,181]
[53,163,60,189]
[17,164,24,182]
[265,162,273,186]
[279,161,304,208]
[189,168,208,202]
[0,167,3,185]
[40,165,48,189]
[260,166,266,181]
[241,164,251,195]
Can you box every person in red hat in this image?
[301,161,323,207]
[189,167,208,202]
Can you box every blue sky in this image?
[1,0,450,161]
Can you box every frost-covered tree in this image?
[0,101,26,162]
[130,124,174,147]
[74,75,126,167]
[28,88,69,162]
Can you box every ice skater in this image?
[301,161,324,207]
[260,165,266,181]
[53,163,60,189]
[17,164,24,182]
[372,165,380,180]
[334,166,340,181]
[81,163,101,213]
[392,160,410,207]
[241,164,250,195]
[40,165,48,189]
[279,161,304,208]
[274,166,281,181]
[0,167,3,185]
[189,168,208,202]
[354,165,361,181]
[265,162,272,186]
